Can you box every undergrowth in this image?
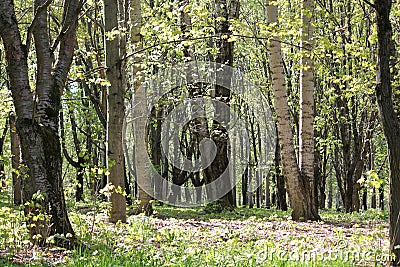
[0,195,391,266]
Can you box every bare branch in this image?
[362,0,376,9]
[25,0,53,54]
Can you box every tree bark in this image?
[299,0,317,216]
[274,137,287,211]
[10,113,22,205]
[266,0,319,221]
[202,0,239,210]
[131,0,153,215]
[0,119,8,189]
[104,0,127,223]
[0,0,82,246]
[374,0,400,264]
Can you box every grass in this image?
[0,198,391,266]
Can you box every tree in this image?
[299,0,316,212]
[132,0,153,215]
[0,0,82,246]
[374,0,400,264]
[266,0,319,221]
[104,0,127,223]
[202,0,239,210]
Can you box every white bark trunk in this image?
[131,0,153,215]
[299,0,315,204]
[266,0,319,221]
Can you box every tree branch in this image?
[53,0,84,93]
[122,34,311,62]
[362,0,376,9]
[25,0,53,54]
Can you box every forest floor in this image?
[0,200,391,267]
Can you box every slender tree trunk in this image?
[371,188,377,209]
[274,139,287,211]
[0,119,8,188]
[327,178,332,209]
[242,166,248,206]
[10,113,22,205]
[379,187,385,210]
[362,189,367,210]
[60,108,85,202]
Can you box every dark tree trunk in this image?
[374,0,400,264]
[371,188,377,209]
[60,108,85,202]
[10,113,22,205]
[0,0,82,247]
[0,118,9,188]
[379,187,385,210]
[275,139,287,211]
[149,108,162,200]
[202,0,239,210]
[248,164,254,208]
[242,166,248,206]
[362,189,368,210]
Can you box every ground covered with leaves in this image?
[0,201,391,266]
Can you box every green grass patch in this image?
[0,199,391,266]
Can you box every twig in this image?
[362,0,376,9]
[122,34,311,62]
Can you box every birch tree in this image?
[266,0,319,221]
[299,0,316,210]
[132,0,153,215]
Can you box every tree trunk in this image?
[131,0,153,215]
[242,166,248,206]
[266,0,319,221]
[371,188,377,209]
[0,119,8,189]
[327,178,332,209]
[362,189,367,210]
[0,0,81,247]
[10,113,22,205]
[274,139,287,211]
[379,187,385,210]
[60,107,86,202]
[202,0,239,210]
[104,0,127,223]
[299,0,317,217]
[374,0,400,264]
